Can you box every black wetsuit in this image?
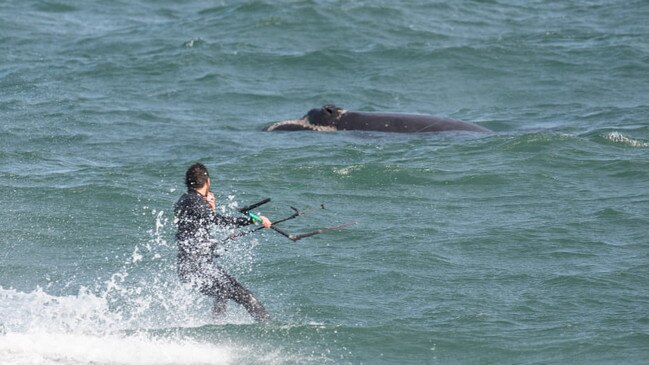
[174,189,270,321]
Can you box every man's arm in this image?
[214,213,253,228]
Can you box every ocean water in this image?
[1,0,648,364]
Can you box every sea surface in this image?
[1,1,648,364]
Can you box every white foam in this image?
[333,165,363,176]
[0,204,307,364]
[0,286,119,335]
[604,131,649,147]
[0,332,233,365]
[0,286,235,364]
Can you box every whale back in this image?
[340,111,490,133]
[264,104,491,133]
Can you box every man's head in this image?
[185,162,210,190]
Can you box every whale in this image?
[263,105,491,133]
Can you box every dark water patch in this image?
[33,1,77,13]
[578,105,649,126]
[498,131,576,153]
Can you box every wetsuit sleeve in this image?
[214,213,253,228]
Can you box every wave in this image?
[0,206,300,365]
[0,284,336,365]
[602,131,649,148]
[0,285,236,365]
[0,326,233,365]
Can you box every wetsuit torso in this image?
[173,190,271,322]
[174,190,251,265]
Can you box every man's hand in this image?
[205,191,216,210]
[259,215,272,228]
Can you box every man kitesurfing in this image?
[174,162,352,322]
[174,163,273,322]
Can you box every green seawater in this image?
[1,1,648,364]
